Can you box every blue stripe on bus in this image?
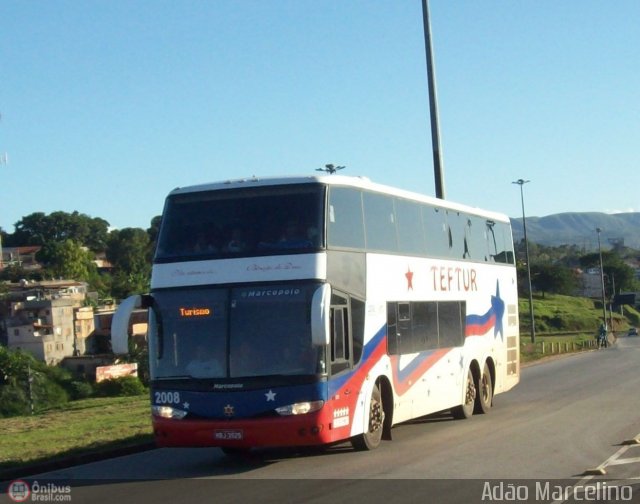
[466,280,505,340]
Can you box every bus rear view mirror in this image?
[311,284,331,347]
[112,294,145,354]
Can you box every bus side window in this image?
[438,301,466,348]
[397,302,412,354]
[330,293,351,375]
[387,302,398,355]
[351,297,365,365]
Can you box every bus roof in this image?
[167,175,511,223]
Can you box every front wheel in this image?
[352,383,384,451]
[452,368,476,420]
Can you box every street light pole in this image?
[421,0,446,199]
[513,179,535,343]
[596,227,607,329]
[0,113,7,270]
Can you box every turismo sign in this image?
[179,307,212,318]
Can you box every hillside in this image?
[511,212,640,250]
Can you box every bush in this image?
[0,385,30,417]
[33,377,69,411]
[94,376,146,397]
[69,380,94,400]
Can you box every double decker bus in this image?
[113,175,519,452]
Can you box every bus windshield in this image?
[149,284,326,380]
[155,184,325,261]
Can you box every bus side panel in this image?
[326,324,389,441]
[365,253,519,421]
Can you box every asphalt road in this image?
[4,336,640,504]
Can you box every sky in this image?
[1,0,639,233]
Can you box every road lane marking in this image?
[551,432,640,504]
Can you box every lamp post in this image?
[513,179,535,343]
[0,154,6,270]
[421,0,445,199]
[596,227,607,329]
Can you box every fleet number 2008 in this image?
[155,391,181,404]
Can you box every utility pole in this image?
[513,179,535,343]
[28,363,35,415]
[0,112,7,270]
[421,0,446,199]
[596,228,607,330]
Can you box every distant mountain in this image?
[510,212,640,251]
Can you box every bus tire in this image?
[474,362,493,414]
[452,368,476,420]
[351,383,384,451]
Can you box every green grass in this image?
[0,395,153,473]
[519,293,639,334]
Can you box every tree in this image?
[106,228,152,297]
[8,211,109,251]
[36,239,95,281]
[147,215,162,247]
[579,251,639,294]
[531,263,578,297]
[0,263,43,283]
[10,212,49,245]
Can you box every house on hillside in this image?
[0,245,42,271]
[0,280,94,364]
[3,289,93,365]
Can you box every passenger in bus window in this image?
[232,341,265,376]
[278,220,313,249]
[193,229,219,254]
[186,344,223,378]
[225,227,248,253]
[306,226,319,246]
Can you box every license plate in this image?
[214,429,243,441]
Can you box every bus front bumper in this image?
[152,412,342,449]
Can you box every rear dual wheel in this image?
[452,362,493,419]
[475,362,493,414]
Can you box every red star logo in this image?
[405,267,414,290]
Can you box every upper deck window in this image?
[155,184,325,262]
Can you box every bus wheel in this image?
[474,362,493,414]
[452,368,476,420]
[352,383,384,451]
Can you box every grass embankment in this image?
[518,293,640,363]
[0,395,153,476]
[2,294,638,476]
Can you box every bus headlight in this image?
[152,405,188,419]
[275,400,324,416]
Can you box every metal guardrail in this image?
[520,331,588,338]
